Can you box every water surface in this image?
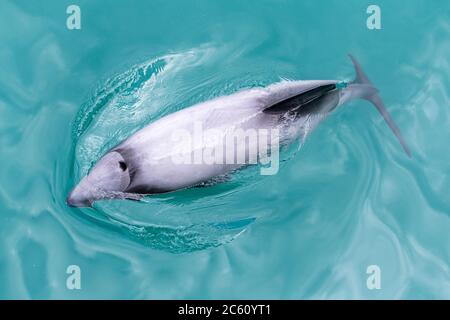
[0,0,449,299]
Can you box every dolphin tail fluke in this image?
[348,54,411,157]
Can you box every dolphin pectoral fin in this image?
[101,190,145,202]
[348,54,412,158]
[122,193,145,201]
[194,174,232,188]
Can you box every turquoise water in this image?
[1,0,450,299]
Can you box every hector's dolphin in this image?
[67,55,410,207]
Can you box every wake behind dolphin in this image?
[67,55,410,208]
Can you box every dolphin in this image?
[67,55,410,207]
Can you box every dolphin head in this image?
[67,151,131,207]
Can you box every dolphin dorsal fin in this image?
[263,83,336,114]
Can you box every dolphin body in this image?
[67,56,410,207]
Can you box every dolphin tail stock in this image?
[348,54,411,158]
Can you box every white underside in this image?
[119,80,338,192]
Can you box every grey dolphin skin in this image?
[67,55,410,207]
